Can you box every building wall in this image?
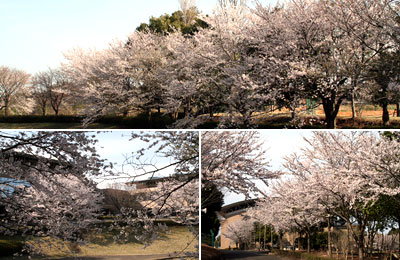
[220,213,247,249]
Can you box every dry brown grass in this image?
[25,226,197,258]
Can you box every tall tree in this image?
[0,132,105,252]
[105,131,199,254]
[283,132,400,260]
[0,66,31,116]
[32,69,70,116]
[201,131,276,197]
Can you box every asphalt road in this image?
[220,250,280,260]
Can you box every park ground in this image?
[1,104,400,129]
[0,226,197,260]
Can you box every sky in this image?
[222,130,313,206]
[91,131,177,188]
[94,130,314,201]
[0,0,278,75]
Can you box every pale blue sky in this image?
[0,0,278,75]
[223,130,312,205]
[94,130,179,188]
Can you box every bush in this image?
[0,113,177,128]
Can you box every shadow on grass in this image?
[1,112,399,129]
[0,235,25,257]
[85,224,173,247]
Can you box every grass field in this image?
[1,226,197,259]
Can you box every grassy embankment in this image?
[0,226,197,259]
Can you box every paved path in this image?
[220,250,280,260]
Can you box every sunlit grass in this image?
[25,226,197,258]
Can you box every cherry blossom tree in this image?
[249,178,325,253]
[0,66,32,116]
[57,0,400,128]
[224,218,254,249]
[249,131,400,258]
[251,0,397,128]
[63,46,134,123]
[64,31,169,125]
[322,0,398,125]
[124,32,169,119]
[0,131,106,254]
[162,3,282,128]
[282,132,400,260]
[105,131,199,255]
[201,131,276,198]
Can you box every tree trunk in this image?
[382,102,390,126]
[185,98,191,117]
[351,90,356,120]
[322,97,342,129]
[307,231,311,253]
[145,109,152,122]
[4,100,9,116]
[324,110,337,129]
[347,225,351,260]
[258,224,261,250]
[396,103,400,117]
[158,106,161,113]
[271,226,274,248]
[279,232,283,250]
[298,235,302,251]
[358,232,365,260]
[264,225,266,250]
[328,217,332,258]
[398,219,400,254]
[351,244,354,260]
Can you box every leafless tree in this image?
[179,0,197,25]
[218,0,247,7]
[0,66,30,116]
[33,69,70,116]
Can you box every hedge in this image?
[0,113,177,128]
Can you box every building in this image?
[218,199,257,249]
